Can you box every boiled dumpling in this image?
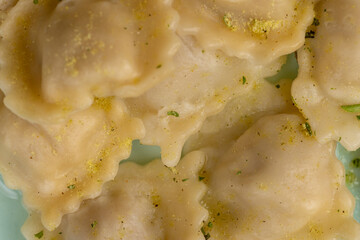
[22,151,208,240]
[0,0,180,124]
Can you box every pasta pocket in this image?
[0,0,180,124]
[0,93,144,230]
[174,0,315,63]
[292,0,360,151]
[200,114,360,239]
[22,151,208,240]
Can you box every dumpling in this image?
[292,0,360,151]
[0,92,145,230]
[199,114,360,239]
[0,0,180,124]
[22,151,208,240]
[125,37,284,167]
[174,0,316,63]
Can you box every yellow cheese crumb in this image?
[249,19,283,36]
[223,13,237,31]
[93,97,114,112]
[87,160,101,176]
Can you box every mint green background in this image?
[336,144,360,221]
[1,55,359,239]
[0,175,28,240]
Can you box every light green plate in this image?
[1,55,359,239]
[0,175,28,240]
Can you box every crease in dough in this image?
[0,0,180,124]
[0,92,145,230]
[22,151,208,240]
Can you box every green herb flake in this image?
[199,176,205,181]
[33,0,39,4]
[156,64,162,69]
[275,84,280,89]
[341,104,360,113]
[305,30,315,39]
[242,76,247,85]
[167,110,179,117]
[67,184,76,190]
[91,220,98,228]
[302,122,312,136]
[208,222,213,228]
[352,158,360,168]
[357,115,360,120]
[34,230,43,239]
[205,233,211,239]
[236,171,242,175]
[305,46,312,52]
[201,227,211,240]
[59,232,62,235]
[312,18,320,26]
[346,171,356,185]
[182,178,189,182]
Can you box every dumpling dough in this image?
[0,92,145,230]
[22,151,208,240]
[0,0,17,24]
[292,0,360,151]
[0,0,180,124]
[184,77,296,155]
[174,0,315,63]
[201,114,360,239]
[125,38,284,167]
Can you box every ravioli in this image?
[200,114,360,239]
[0,0,180,124]
[22,151,208,240]
[292,0,360,151]
[174,0,316,63]
[125,38,284,167]
[0,0,360,239]
[0,93,145,230]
